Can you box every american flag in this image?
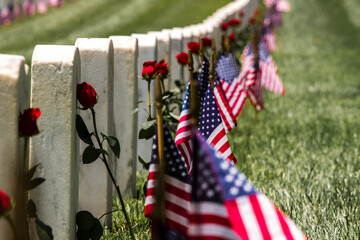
[175,81,194,173]
[240,44,264,111]
[188,130,239,240]
[258,42,284,95]
[198,83,237,164]
[145,123,191,237]
[203,55,237,132]
[217,52,249,118]
[262,27,278,52]
[214,78,237,131]
[189,131,307,240]
[175,57,236,173]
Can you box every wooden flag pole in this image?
[210,42,216,90]
[251,25,261,122]
[221,34,226,53]
[200,38,204,67]
[154,74,166,230]
[188,49,200,127]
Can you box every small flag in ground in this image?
[175,81,194,173]
[198,83,237,164]
[187,130,239,239]
[262,27,278,52]
[203,55,237,131]
[241,44,264,110]
[190,131,307,240]
[214,78,237,131]
[175,58,218,173]
[258,41,285,95]
[216,52,254,117]
[145,123,191,237]
[216,53,240,85]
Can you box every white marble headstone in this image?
[30,45,80,239]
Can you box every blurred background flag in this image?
[258,41,284,95]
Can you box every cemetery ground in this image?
[104,0,360,239]
[1,0,359,239]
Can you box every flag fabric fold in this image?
[198,83,237,164]
[262,27,278,52]
[189,130,307,240]
[175,57,237,173]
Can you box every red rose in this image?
[253,9,261,16]
[201,37,212,47]
[77,82,98,109]
[155,59,169,79]
[229,33,236,42]
[239,10,245,17]
[249,17,256,25]
[0,189,11,216]
[187,41,200,55]
[19,108,41,136]
[229,18,242,26]
[221,22,230,31]
[142,61,157,79]
[176,52,188,65]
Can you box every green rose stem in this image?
[147,79,152,119]
[89,108,135,240]
[160,78,165,93]
[5,215,18,240]
[23,136,30,240]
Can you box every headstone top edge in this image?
[32,45,78,63]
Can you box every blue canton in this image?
[198,57,210,103]
[192,132,223,203]
[198,84,223,139]
[194,131,258,202]
[152,124,191,184]
[216,53,240,84]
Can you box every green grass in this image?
[111,0,360,239]
[0,0,232,64]
[228,0,360,239]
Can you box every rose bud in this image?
[187,41,200,55]
[229,18,242,26]
[201,37,212,47]
[221,22,230,31]
[239,10,245,17]
[228,33,236,42]
[77,82,98,109]
[155,59,169,79]
[176,52,188,65]
[253,9,261,16]
[0,189,11,216]
[249,17,256,25]
[141,61,157,79]
[19,108,41,137]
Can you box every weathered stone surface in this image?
[162,28,183,85]
[203,17,222,51]
[75,38,114,226]
[29,45,80,239]
[109,36,138,197]
[0,54,29,240]
[148,31,171,90]
[130,34,157,170]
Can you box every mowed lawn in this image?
[0,0,232,64]
[230,0,360,239]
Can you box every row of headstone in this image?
[0,0,259,239]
